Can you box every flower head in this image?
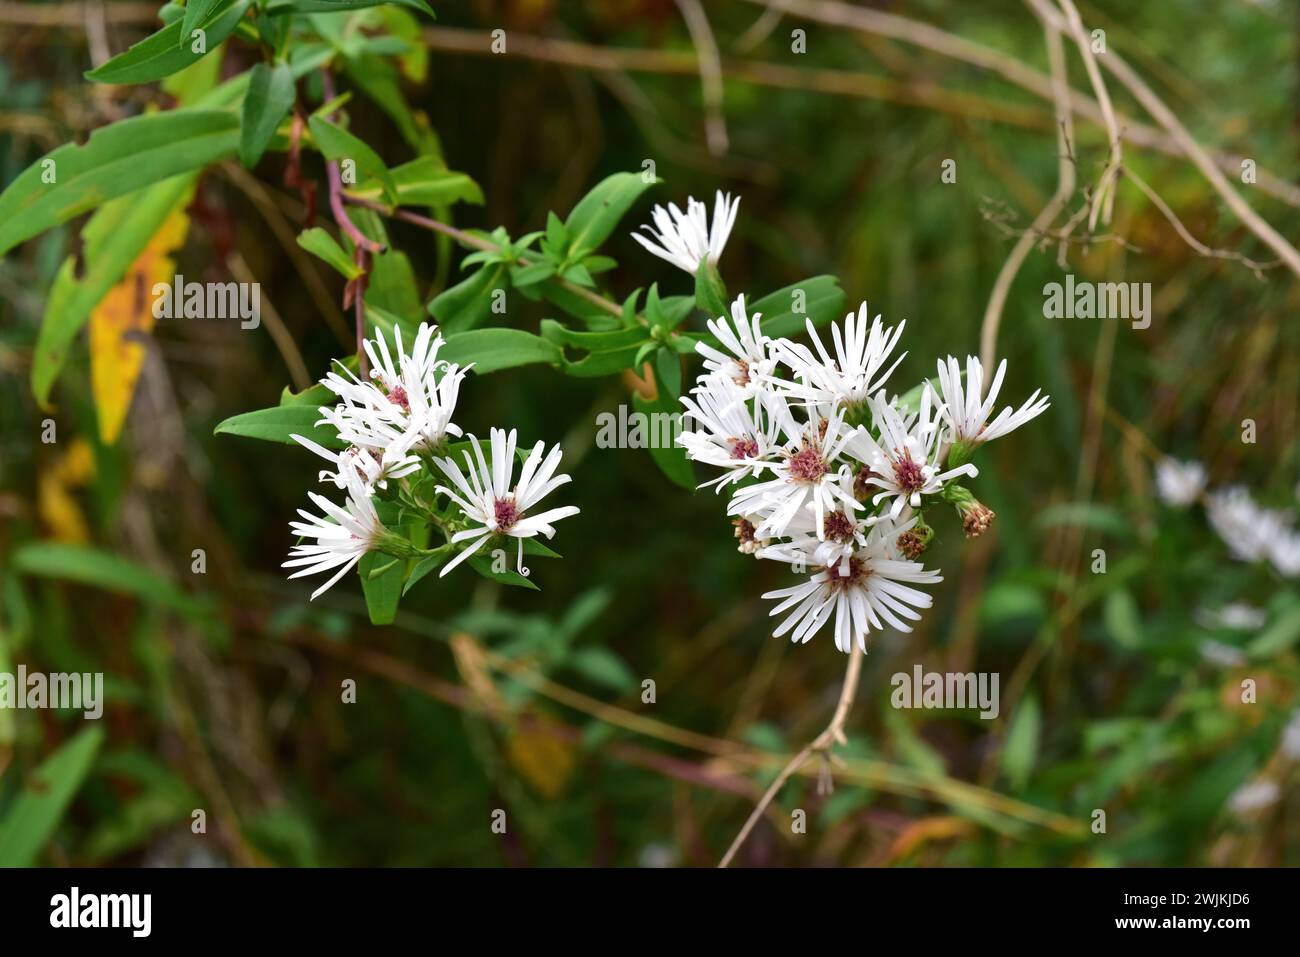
[1154,457,1207,507]
[768,303,907,411]
[695,295,775,392]
[283,468,386,600]
[434,428,580,578]
[631,190,739,275]
[932,355,1050,447]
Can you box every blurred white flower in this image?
[1197,640,1247,668]
[1281,710,1300,760]
[760,517,941,652]
[1154,457,1206,507]
[931,355,1050,446]
[434,428,580,578]
[283,469,385,600]
[1206,486,1290,563]
[631,190,739,275]
[1268,530,1300,578]
[768,303,907,409]
[1195,603,1266,631]
[1227,778,1280,816]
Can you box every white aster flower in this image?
[757,504,868,575]
[678,373,791,488]
[291,425,422,492]
[760,517,942,652]
[1206,486,1289,563]
[1154,457,1207,507]
[434,428,580,578]
[727,405,862,540]
[1195,602,1267,631]
[1268,530,1300,578]
[695,294,775,392]
[932,355,1050,447]
[631,190,739,275]
[1228,778,1280,816]
[847,389,977,520]
[768,303,907,410]
[283,468,386,600]
[1198,640,1247,668]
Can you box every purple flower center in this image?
[892,454,926,494]
[787,444,827,483]
[823,511,856,543]
[494,498,520,531]
[730,437,759,460]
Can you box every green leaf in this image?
[239,61,295,168]
[86,0,249,85]
[266,0,434,16]
[564,171,658,258]
[510,261,556,288]
[747,275,847,340]
[308,115,395,201]
[540,320,650,377]
[0,727,105,867]
[634,391,692,489]
[0,109,239,257]
[359,552,402,625]
[297,227,362,279]
[467,552,540,590]
[214,404,345,448]
[566,647,637,694]
[403,550,451,596]
[32,173,197,406]
[11,543,202,615]
[1248,605,1300,658]
[655,347,681,398]
[440,328,562,374]
[428,263,508,332]
[180,0,222,47]
[349,156,482,208]
[1001,696,1040,791]
[694,259,729,319]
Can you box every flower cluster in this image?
[284,322,579,599]
[635,192,1049,653]
[1156,456,1300,579]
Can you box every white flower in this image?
[1206,486,1290,563]
[760,517,942,652]
[757,504,868,574]
[1154,457,1206,507]
[695,295,775,392]
[678,373,791,488]
[847,390,977,520]
[291,425,422,492]
[1228,778,1280,816]
[631,190,739,275]
[1198,640,1247,668]
[932,355,1050,446]
[726,405,862,540]
[1268,530,1300,578]
[321,322,469,453]
[768,303,907,409]
[1281,710,1300,760]
[434,428,580,578]
[283,468,386,600]
[1195,602,1266,631]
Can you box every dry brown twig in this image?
[674,0,728,155]
[718,644,864,868]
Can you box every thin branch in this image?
[1122,166,1279,281]
[1054,0,1121,230]
[979,6,1076,382]
[226,251,312,390]
[675,0,728,155]
[718,644,864,868]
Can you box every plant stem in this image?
[718,643,864,868]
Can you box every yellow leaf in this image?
[37,438,96,543]
[90,206,190,444]
[507,720,576,798]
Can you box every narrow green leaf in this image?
[266,0,434,16]
[349,156,482,208]
[308,115,395,201]
[239,61,295,168]
[0,727,105,867]
[428,263,508,333]
[297,227,362,279]
[0,110,239,257]
[87,0,249,85]
[440,328,562,374]
[565,171,658,258]
[359,553,402,625]
[32,173,197,406]
[11,543,201,615]
[180,0,222,47]
[746,275,847,340]
[1001,696,1041,791]
[214,404,345,448]
[633,392,692,489]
